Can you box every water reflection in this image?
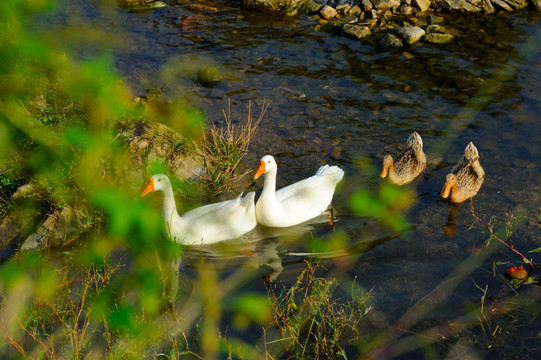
[174,215,411,291]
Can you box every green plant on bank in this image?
[266,261,373,359]
[197,99,268,194]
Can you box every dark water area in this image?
[40,1,541,357]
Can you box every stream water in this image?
[46,1,541,358]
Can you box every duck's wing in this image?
[275,165,344,206]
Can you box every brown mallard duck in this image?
[440,142,485,203]
[380,131,427,186]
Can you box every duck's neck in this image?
[261,167,278,201]
[387,162,398,180]
[160,185,182,228]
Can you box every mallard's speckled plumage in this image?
[380,132,427,186]
[440,142,485,203]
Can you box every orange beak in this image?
[141,177,155,197]
[254,160,266,180]
[440,181,451,199]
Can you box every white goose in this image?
[141,174,257,245]
[253,155,344,228]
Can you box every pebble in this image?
[343,24,372,39]
[424,32,455,44]
[396,26,426,44]
[441,0,482,12]
[372,0,401,11]
[361,0,373,11]
[320,5,338,19]
[379,33,403,48]
[412,0,431,11]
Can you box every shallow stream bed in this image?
[42,1,541,357]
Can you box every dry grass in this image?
[197,99,268,194]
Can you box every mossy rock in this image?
[197,66,224,87]
[425,33,454,44]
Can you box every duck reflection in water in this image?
[442,203,460,237]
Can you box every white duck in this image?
[253,155,344,228]
[141,174,257,245]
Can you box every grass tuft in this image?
[197,99,268,194]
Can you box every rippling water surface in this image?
[46,1,541,356]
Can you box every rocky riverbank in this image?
[118,0,540,48]
[241,0,540,47]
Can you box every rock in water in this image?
[319,5,338,19]
[396,26,426,44]
[533,0,541,11]
[379,33,403,49]
[425,33,455,44]
[343,24,371,39]
[197,67,224,87]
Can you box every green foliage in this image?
[267,262,372,359]
[350,182,414,231]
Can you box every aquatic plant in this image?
[266,261,373,359]
[197,99,268,194]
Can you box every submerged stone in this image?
[379,33,403,48]
[197,67,224,87]
[425,32,455,44]
[428,15,445,24]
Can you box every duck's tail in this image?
[316,165,345,184]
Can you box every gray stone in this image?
[332,15,359,25]
[197,66,224,87]
[396,26,426,44]
[441,0,482,11]
[379,33,403,48]
[428,15,444,24]
[348,5,362,15]
[532,0,541,11]
[502,0,528,8]
[12,184,38,200]
[491,0,513,9]
[372,0,401,11]
[426,25,441,33]
[21,207,77,250]
[320,5,338,19]
[412,0,431,11]
[361,0,373,11]
[299,0,324,13]
[343,24,372,39]
[242,0,307,13]
[398,4,414,14]
[425,33,455,44]
[480,0,495,13]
